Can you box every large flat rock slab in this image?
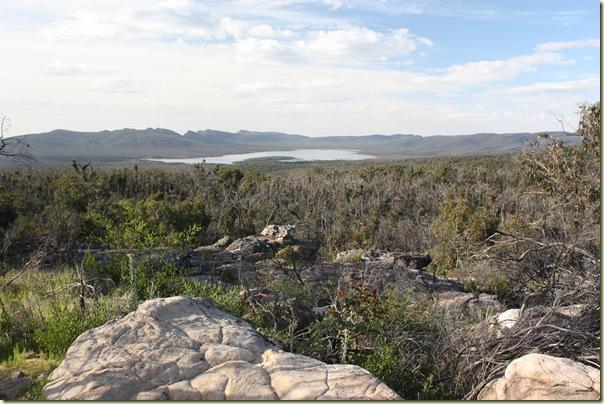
[43,296,400,400]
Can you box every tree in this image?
[0,114,34,163]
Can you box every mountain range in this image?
[6,128,579,165]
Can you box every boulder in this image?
[0,371,32,400]
[260,225,296,244]
[487,305,585,338]
[43,296,400,400]
[477,353,600,400]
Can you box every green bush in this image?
[294,288,453,399]
[33,301,117,357]
[181,281,247,318]
[87,196,205,249]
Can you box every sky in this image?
[0,0,600,137]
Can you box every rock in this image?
[194,236,233,254]
[214,262,255,282]
[467,293,503,312]
[260,225,296,244]
[393,252,431,270]
[437,291,504,314]
[555,304,584,317]
[334,249,431,270]
[0,372,32,400]
[43,296,400,400]
[495,308,520,330]
[477,353,600,400]
[288,242,319,261]
[334,249,369,263]
[487,305,585,338]
[226,236,272,256]
[213,236,232,248]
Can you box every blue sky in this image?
[0,0,599,136]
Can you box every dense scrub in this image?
[0,102,599,399]
[0,153,519,261]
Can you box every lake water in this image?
[147,149,375,165]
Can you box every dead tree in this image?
[0,114,34,163]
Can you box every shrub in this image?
[181,280,247,318]
[88,197,204,249]
[295,285,454,399]
[33,300,118,357]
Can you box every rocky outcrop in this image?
[477,353,600,400]
[191,225,317,265]
[42,296,400,400]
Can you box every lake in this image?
[147,149,375,165]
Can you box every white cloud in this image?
[34,2,432,66]
[93,76,145,93]
[234,79,335,95]
[502,77,599,95]
[227,25,433,65]
[36,60,120,76]
[296,27,432,61]
[432,51,572,86]
[535,38,599,53]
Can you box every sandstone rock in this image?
[487,305,585,338]
[0,371,32,400]
[43,296,400,400]
[226,236,272,256]
[213,236,232,248]
[261,225,296,244]
[495,308,520,330]
[477,353,600,400]
[194,236,232,254]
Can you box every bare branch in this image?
[0,114,35,164]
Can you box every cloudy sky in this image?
[1,0,599,137]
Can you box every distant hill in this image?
[4,128,580,165]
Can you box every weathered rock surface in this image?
[193,236,232,254]
[43,296,400,400]
[486,304,585,338]
[0,371,32,400]
[226,235,273,256]
[261,224,296,244]
[477,353,600,400]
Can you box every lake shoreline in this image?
[145,149,375,165]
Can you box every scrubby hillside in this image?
[0,103,599,400]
